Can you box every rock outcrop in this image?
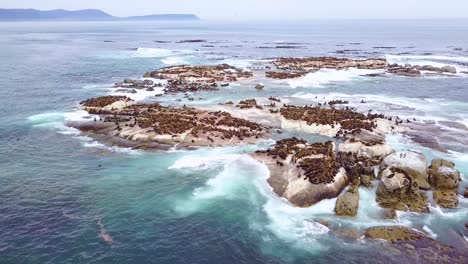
[376,166,429,213]
[252,138,349,207]
[379,151,430,189]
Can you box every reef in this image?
[262,56,458,79]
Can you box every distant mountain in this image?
[0,8,200,21]
[0,9,113,21]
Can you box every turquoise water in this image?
[1,20,468,263]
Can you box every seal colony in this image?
[69,57,467,260]
[74,96,267,148]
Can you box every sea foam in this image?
[284,68,384,88]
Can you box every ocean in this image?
[1,19,467,263]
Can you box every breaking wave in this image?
[27,111,140,155]
[284,68,384,88]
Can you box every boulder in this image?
[464,187,468,198]
[335,185,359,216]
[433,190,459,208]
[376,167,429,213]
[441,65,457,74]
[428,159,461,190]
[379,151,430,189]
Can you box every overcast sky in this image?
[1,0,467,20]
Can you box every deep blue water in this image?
[1,20,468,263]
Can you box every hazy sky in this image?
[1,0,467,20]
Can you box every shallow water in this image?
[1,20,468,263]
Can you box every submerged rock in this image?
[335,185,359,216]
[364,226,467,263]
[364,226,424,241]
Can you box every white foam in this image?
[161,56,191,65]
[104,47,195,59]
[423,225,438,238]
[169,153,242,171]
[28,110,140,155]
[109,87,164,101]
[170,153,331,251]
[82,140,141,155]
[219,59,268,70]
[132,48,180,58]
[284,68,384,88]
